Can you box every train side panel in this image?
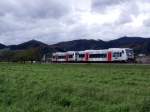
[66,51,76,62]
[88,50,108,62]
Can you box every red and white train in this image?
[52,48,134,63]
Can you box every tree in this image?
[0,50,15,62]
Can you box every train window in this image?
[58,56,65,59]
[90,54,97,58]
[103,54,107,58]
[126,49,134,56]
[90,54,107,58]
[113,52,122,57]
[120,52,122,57]
[113,53,115,57]
[79,54,85,58]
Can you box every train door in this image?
[107,52,112,62]
[56,55,58,62]
[85,53,89,62]
[75,52,78,62]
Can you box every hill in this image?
[50,39,106,51]
[8,40,48,50]
[0,44,6,49]
[50,37,150,54]
[107,37,150,54]
[0,36,150,55]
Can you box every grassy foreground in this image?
[0,63,149,112]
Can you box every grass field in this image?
[0,63,149,112]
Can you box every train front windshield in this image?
[126,49,134,57]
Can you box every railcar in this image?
[52,48,134,63]
[52,52,66,62]
[65,51,77,62]
[52,51,77,62]
[107,48,134,62]
[77,50,108,62]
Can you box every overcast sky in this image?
[0,0,150,45]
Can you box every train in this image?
[52,48,134,63]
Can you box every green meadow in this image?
[0,63,149,112]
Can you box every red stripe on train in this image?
[107,52,112,62]
[85,53,89,61]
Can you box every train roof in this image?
[53,52,66,55]
[52,48,133,55]
[81,49,107,53]
[66,51,76,53]
[108,48,133,51]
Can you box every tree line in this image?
[0,47,46,63]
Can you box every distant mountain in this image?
[50,39,106,51]
[108,37,150,54]
[107,37,150,54]
[8,40,48,50]
[107,37,147,47]
[0,44,6,49]
[50,37,150,55]
[0,36,150,55]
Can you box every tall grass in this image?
[0,63,149,112]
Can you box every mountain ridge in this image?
[0,43,7,49]
[8,40,48,50]
[0,37,150,55]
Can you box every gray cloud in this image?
[114,1,139,25]
[143,18,150,27]
[0,0,150,45]
[0,0,71,19]
[0,0,73,44]
[92,0,127,12]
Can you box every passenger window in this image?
[113,52,122,57]
[89,54,107,58]
[120,52,122,57]
[79,54,84,58]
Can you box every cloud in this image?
[0,0,150,45]
[143,17,150,27]
[0,0,73,44]
[92,0,127,13]
[0,0,71,19]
